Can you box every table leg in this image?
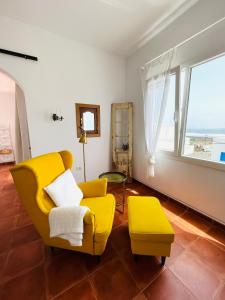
[122,180,125,213]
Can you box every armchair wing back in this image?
[10,150,115,255]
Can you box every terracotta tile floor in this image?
[0,164,225,300]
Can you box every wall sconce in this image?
[52,113,64,121]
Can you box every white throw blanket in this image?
[49,205,90,246]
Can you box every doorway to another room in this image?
[0,70,31,168]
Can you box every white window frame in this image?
[178,66,191,157]
[159,53,225,172]
[158,66,180,156]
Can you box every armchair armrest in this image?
[83,210,95,225]
[78,178,107,198]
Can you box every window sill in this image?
[158,151,225,172]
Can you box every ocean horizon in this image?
[187,128,225,135]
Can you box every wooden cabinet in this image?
[111,102,133,182]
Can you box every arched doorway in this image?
[0,70,31,164]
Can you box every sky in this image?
[163,54,225,131]
[186,54,225,130]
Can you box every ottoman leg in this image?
[161,256,166,266]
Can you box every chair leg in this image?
[161,256,166,266]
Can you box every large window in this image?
[183,55,225,164]
[158,53,225,169]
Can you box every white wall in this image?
[0,72,16,153]
[0,16,126,182]
[126,0,225,225]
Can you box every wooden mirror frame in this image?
[75,103,100,137]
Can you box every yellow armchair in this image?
[10,150,115,255]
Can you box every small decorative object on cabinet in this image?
[0,126,15,164]
[111,102,133,182]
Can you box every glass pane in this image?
[115,109,128,148]
[183,55,225,163]
[158,74,176,151]
[83,111,95,131]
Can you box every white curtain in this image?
[141,49,174,177]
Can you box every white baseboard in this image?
[133,177,225,227]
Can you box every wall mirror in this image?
[75,103,100,137]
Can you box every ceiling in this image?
[0,0,198,56]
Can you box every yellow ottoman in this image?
[128,196,175,265]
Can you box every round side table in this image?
[99,171,127,214]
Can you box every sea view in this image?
[187,128,225,135]
[184,128,225,162]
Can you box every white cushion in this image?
[44,169,83,207]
